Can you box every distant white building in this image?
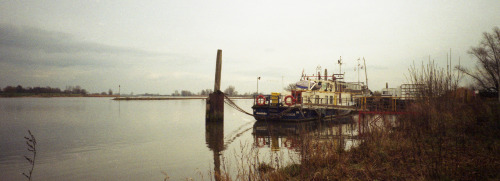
[382,87,401,97]
[380,83,424,100]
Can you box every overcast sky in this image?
[1,0,499,95]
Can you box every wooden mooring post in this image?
[206,49,224,122]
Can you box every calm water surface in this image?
[0,97,359,180]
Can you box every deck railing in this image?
[253,94,413,112]
[355,97,413,112]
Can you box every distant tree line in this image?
[200,89,214,96]
[1,85,88,95]
[0,85,120,96]
[171,89,213,96]
[171,90,198,96]
[224,86,237,96]
[0,84,259,97]
[170,86,259,97]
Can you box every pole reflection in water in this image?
[205,121,225,180]
[252,115,359,152]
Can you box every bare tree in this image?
[284,83,296,91]
[181,90,193,96]
[200,89,213,96]
[224,85,238,96]
[457,27,500,101]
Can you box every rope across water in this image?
[223,94,253,116]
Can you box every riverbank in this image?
[235,99,500,180]
[112,96,253,100]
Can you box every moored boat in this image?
[252,68,370,122]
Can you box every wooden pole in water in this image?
[214,50,222,92]
[206,49,224,122]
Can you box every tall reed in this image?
[23,130,37,181]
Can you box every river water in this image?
[0,97,360,180]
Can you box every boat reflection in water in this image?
[204,113,400,180]
[252,115,359,152]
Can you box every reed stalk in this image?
[23,130,36,181]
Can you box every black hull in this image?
[252,105,351,122]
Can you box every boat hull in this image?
[252,105,350,122]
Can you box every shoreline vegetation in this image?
[239,100,499,181]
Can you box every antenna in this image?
[357,58,361,85]
[337,56,343,75]
[363,57,368,89]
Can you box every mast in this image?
[357,58,360,86]
[363,57,368,89]
[338,56,343,76]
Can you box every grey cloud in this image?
[0,24,159,56]
[0,24,196,69]
[0,45,121,68]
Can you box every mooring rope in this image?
[223,94,299,119]
[223,94,253,116]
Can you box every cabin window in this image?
[325,96,328,104]
[330,96,333,104]
[315,95,319,104]
[304,96,310,103]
